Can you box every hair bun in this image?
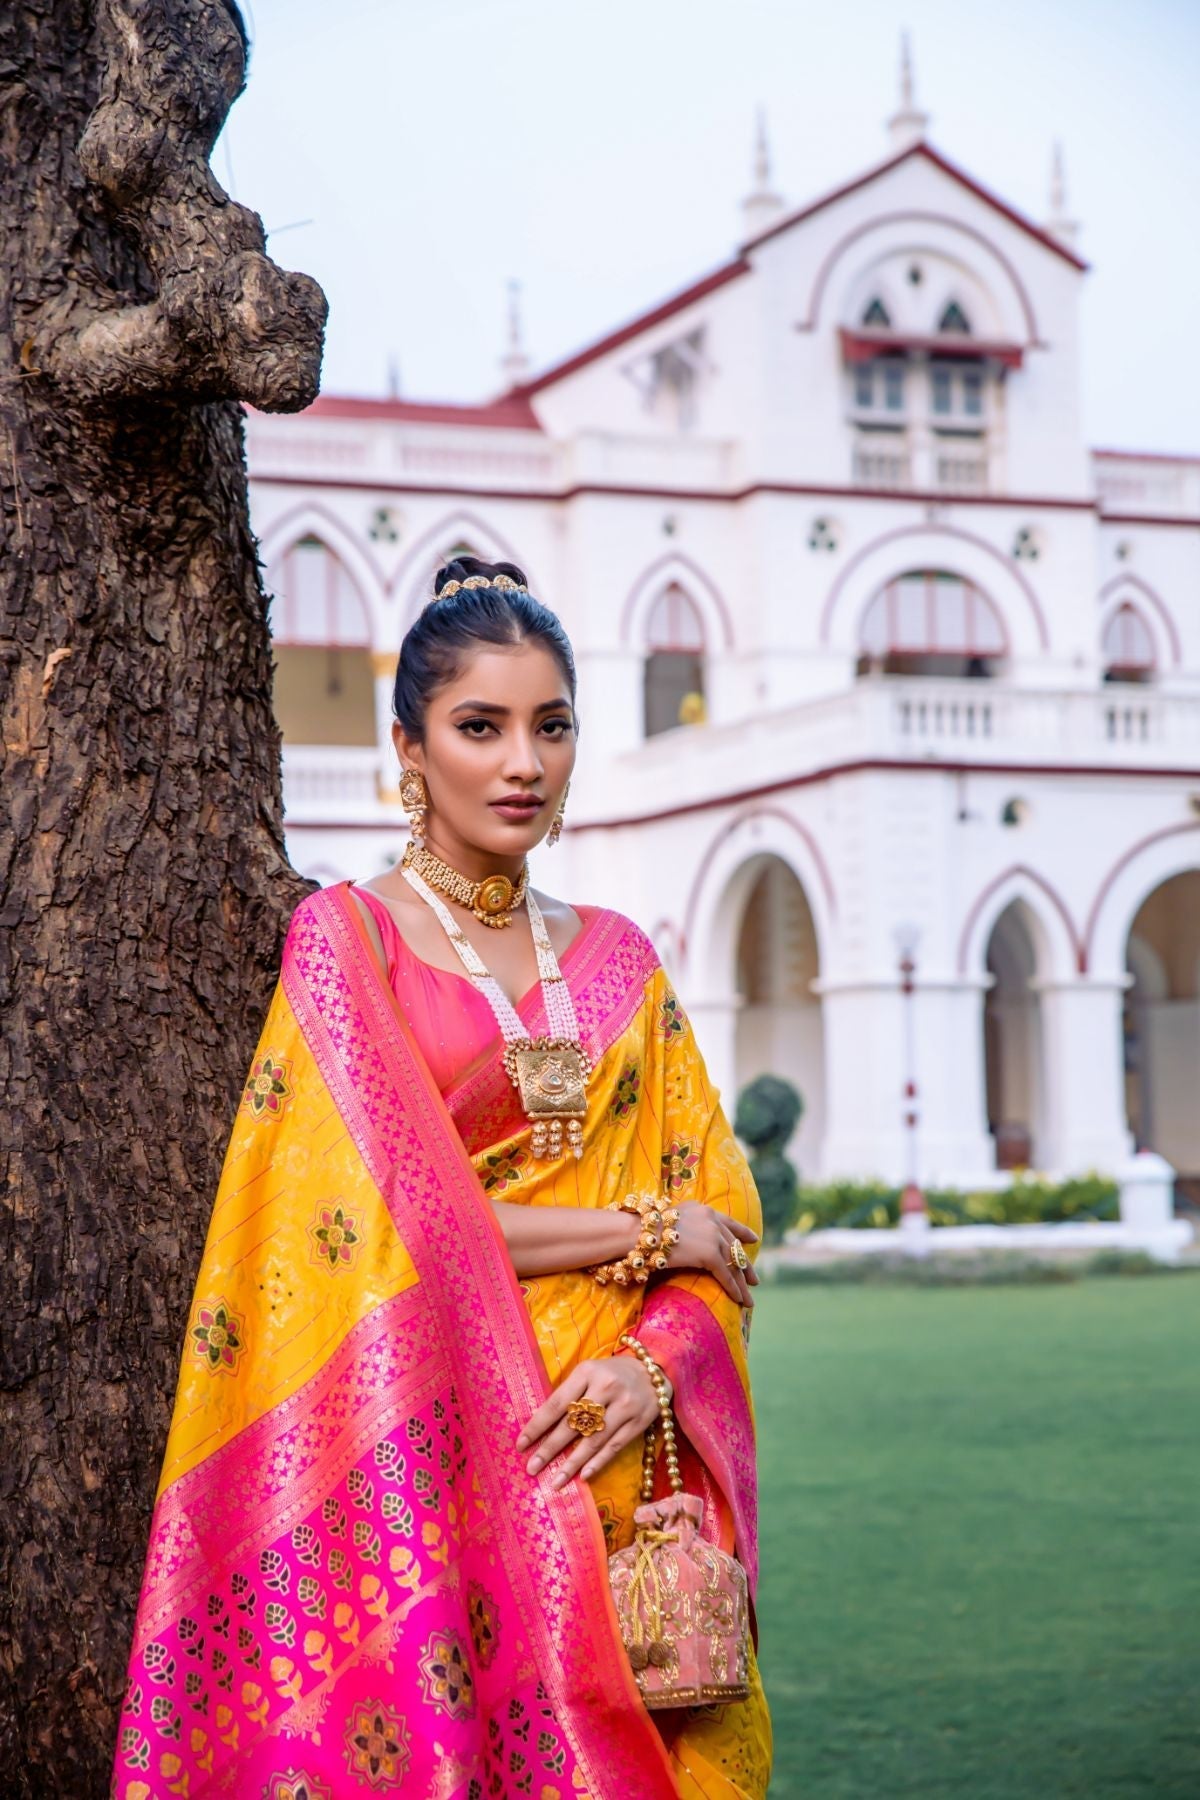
[433,554,529,597]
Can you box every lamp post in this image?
[893,922,928,1234]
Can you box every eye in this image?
[540,716,575,738]
[456,718,497,738]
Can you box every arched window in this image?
[1102,603,1156,684]
[268,537,375,745]
[857,570,1007,678]
[938,300,971,334]
[644,584,706,736]
[861,296,891,329]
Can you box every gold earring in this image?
[399,768,428,849]
[548,783,569,847]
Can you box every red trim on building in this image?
[505,259,751,401]
[955,864,1085,975]
[1097,513,1200,529]
[562,757,1200,835]
[295,393,545,431]
[252,471,1100,512]
[741,141,1090,272]
[1094,448,1200,466]
[839,326,1024,369]
[1082,820,1200,963]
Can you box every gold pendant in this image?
[503,1038,590,1161]
[475,874,516,924]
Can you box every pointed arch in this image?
[1101,601,1156,679]
[957,864,1083,978]
[258,501,386,638]
[938,299,971,333]
[1098,573,1182,666]
[619,552,735,651]
[390,509,542,620]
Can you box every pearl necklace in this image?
[402,865,591,1160]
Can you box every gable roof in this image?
[503,138,1087,403]
[302,392,543,430]
[742,139,1090,271]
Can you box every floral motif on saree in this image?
[112,882,771,1798]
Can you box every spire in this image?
[499,279,530,386]
[1045,140,1079,244]
[887,32,930,151]
[386,354,401,400]
[740,106,785,238]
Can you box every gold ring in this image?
[727,1239,749,1272]
[565,1398,607,1437]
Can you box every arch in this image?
[1085,822,1200,979]
[798,211,1042,343]
[861,295,892,328]
[1101,601,1156,679]
[269,536,372,647]
[858,569,1009,670]
[645,583,706,651]
[983,897,1048,1169]
[682,806,835,988]
[619,552,735,651]
[258,501,387,637]
[957,864,1083,978]
[1098,573,1182,666]
[390,508,541,619]
[821,523,1049,652]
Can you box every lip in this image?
[489,795,545,818]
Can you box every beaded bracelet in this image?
[618,1331,681,1501]
[589,1193,681,1287]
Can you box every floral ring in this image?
[727,1238,750,1272]
[565,1398,607,1437]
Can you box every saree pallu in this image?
[112,883,772,1799]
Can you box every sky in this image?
[220,0,1200,454]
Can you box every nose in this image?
[502,728,544,786]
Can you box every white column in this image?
[819,977,995,1186]
[1034,978,1133,1174]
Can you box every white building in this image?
[248,70,1200,1194]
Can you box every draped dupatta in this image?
[112,883,762,1799]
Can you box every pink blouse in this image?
[351,885,596,1096]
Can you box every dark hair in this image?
[392,555,577,739]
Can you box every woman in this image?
[113,558,772,1799]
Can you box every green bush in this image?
[791,1172,1119,1234]
[734,1074,803,1245]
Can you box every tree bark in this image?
[0,4,327,1791]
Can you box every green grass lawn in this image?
[751,1275,1200,1798]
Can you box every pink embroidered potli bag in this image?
[609,1336,750,1709]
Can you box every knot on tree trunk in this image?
[39,0,326,413]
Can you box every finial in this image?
[1045,139,1079,244]
[741,105,785,239]
[887,31,930,151]
[386,354,401,400]
[499,278,530,386]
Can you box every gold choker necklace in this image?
[402,843,529,929]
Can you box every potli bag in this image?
[608,1333,750,1709]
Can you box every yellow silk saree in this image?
[113,882,772,1798]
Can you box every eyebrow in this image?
[448,699,573,717]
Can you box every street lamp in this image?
[893,922,928,1232]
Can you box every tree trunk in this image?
[0,5,327,1791]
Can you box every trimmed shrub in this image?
[734,1075,803,1245]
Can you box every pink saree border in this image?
[282,885,678,1799]
[132,1284,437,1648]
[636,1284,759,1598]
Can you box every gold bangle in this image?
[588,1193,672,1288]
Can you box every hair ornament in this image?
[438,572,529,600]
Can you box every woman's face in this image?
[393,639,577,870]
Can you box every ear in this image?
[392,719,424,772]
